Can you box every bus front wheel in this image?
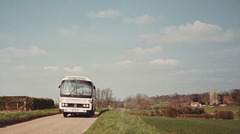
[63,112,68,117]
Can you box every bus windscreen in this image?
[60,80,92,97]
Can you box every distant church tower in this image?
[210,90,218,105]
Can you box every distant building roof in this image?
[223,96,233,101]
[192,102,200,105]
[190,102,201,107]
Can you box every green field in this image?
[85,109,240,134]
[0,108,59,127]
[141,116,240,134]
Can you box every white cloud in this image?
[59,25,105,42]
[28,46,45,55]
[11,65,29,71]
[175,70,185,75]
[87,9,121,18]
[59,25,80,37]
[64,66,84,73]
[204,77,223,82]
[116,60,134,67]
[141,20,240,45]
[123,14,156,24]
[91,60,134,70]
[0,46,46,61]
[59,28,71,37]
[149,59,180,66]
[228,79,238,83]
[44,66,58,70]
[189,69,214,74]
[127,46,162,56]
[189,68,226,74]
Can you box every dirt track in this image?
[0,114,98,134]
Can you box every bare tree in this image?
[199,92,209,104]
[105,88,113,106]
[96,88,101,108]
[124,94,152,110]
[96,88,114,108]
[231,89,240,105]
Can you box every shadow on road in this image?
[63,109,110,118]
[65,113,99,118]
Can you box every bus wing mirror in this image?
[58,85,61,88]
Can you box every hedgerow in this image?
[0,96,55,111]
[127,106,235,120]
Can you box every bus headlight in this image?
[61,103,68,107]
[83,104,89,108]
[84,104,89,108]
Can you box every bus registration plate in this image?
[71,109,79,112]
[64,109,79,112]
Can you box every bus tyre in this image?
[89,108,94,116]
[63,112,68,117]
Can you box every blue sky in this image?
[0,0,240,101]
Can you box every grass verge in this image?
[95,108,110,115]
[0,108,59,127]
[85,108,240,134]
[84,109,158,134]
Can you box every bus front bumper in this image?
[59,109,92,114]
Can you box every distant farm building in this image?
[190,102,201,107]
[223,96,233,104]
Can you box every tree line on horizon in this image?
[96,88,239,120]
[96,89,240,109]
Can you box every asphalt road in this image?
[0,114,98,134]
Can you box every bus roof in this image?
[62,76,92,82]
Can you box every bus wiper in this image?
[68,88,76,96]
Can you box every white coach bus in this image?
[58,76,96,117]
